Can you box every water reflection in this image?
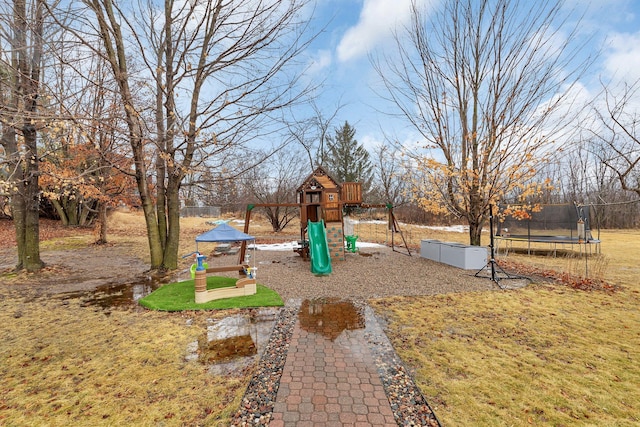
[298,298,365,340]
[187,308,279,375]
[55,280,161,310]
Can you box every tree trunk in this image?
[96,201,108,244]
[51,199,69,225]
[79,202,92,226]
[89,0,164,269]
[467,187,484,247]
[67,198,79,225]
[8,167,28,270]
[135,152,164,269]
[21,124,44,272]
[468,220,483,247]
[2,131,29,270]
[2,0,44,272]
[161,175,182,270]
[155,154,167,252]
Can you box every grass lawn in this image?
[371,228,640,426]
[139,276,283,311]
[0,295,249,426]
[2,212,639,426]
[372,286,640,426]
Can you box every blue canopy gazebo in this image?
[195,223,255,251]
[192,223,258,303]
[194,223,256,277]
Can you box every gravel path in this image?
[207,245,501,301]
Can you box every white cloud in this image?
[336,0,433,62]
[359,133,383,153]
[603,31,640,84]
[306,49,333,76]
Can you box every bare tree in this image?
[288,99,344,170]
[58,0,317,270]
[590,81,640,198]
[242,146,306,232]
[36,37,136,236]
[0,0,46,271]
[580,80,640,228]
[373,0,591,245]
[370,144,408,206]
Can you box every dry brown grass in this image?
[372,284,640,426]
[0,291,247,426]
[371,228,640,426]
[0,211,255,426]
[2,211,639,426]
[0,210,304,426]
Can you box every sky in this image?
[300,0,640,153]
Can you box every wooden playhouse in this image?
[238,166,409,273]
[295,166,362,261]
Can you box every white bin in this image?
[420,239,441,262]
[439,242,487,270]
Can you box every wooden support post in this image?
[238,204,254,266]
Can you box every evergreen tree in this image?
[325,121,373,191]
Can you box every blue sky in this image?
[300,0,640,152]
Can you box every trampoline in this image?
[495,204,601,256]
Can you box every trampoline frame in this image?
[495,234,601,256]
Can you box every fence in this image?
[180,206,221,217]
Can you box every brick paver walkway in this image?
[269,300,397,427]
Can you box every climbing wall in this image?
[325,223,345,262]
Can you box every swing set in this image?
[238,167,412,267]
[187,166,413,303]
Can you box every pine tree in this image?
[324,121,373,191]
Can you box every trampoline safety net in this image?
[496,204,594,243]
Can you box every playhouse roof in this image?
[195,223,254,242]
[297,166,341,192]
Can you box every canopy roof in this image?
[195,223,254,243]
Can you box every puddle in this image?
[298,298,365,340]
[187,308,279,375]
[55,279,161,310]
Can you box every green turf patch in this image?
[139,276,283,311]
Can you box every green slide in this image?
[307,220,332,275]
